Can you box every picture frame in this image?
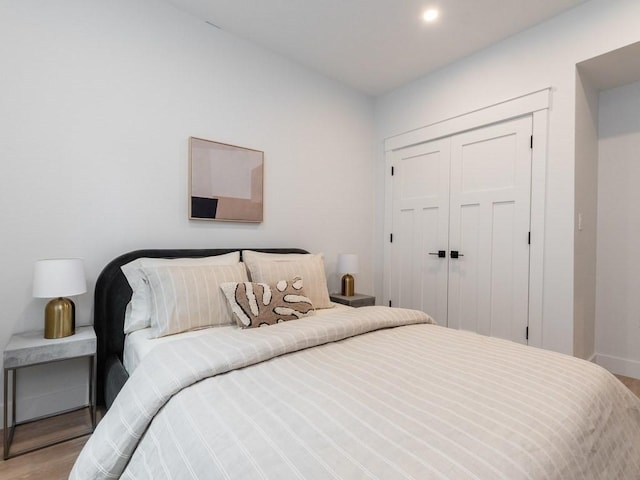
[189,137,264,222]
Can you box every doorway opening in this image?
[575,41,640,377]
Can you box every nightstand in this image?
[3,326,96,459]
[330,293,376,308]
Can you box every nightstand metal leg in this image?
[4,368,17,460]
[89,354,96,428]
[3,368,7,460]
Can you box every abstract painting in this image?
[189,137,264,222]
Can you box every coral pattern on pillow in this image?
[221,277,314,328]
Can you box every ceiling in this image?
[164,0,589,96]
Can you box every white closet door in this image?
[447,115,532,343]
[390,138,450,325]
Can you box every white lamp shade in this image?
[337,253,359,274]
[33,258,87,298]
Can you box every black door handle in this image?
[450,250,464,258]
[428,250,446,258]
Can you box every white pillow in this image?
[143,263,248,338]
[243,253,332,309]
[121,252,240,334]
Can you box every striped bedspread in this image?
[71,307,640,479]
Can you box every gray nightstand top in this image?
[330,293,373,301]
[3,326,96,370]
[330,293,375,307]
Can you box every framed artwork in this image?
[189,137,264,222]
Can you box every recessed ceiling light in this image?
[423,8,439,23]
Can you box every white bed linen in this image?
[123,326,233,373]
[73,306,640,479]
[123,302,353,373]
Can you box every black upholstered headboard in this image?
[94,247,309,407]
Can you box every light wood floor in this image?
[616,373,640,397]
[0,408,97,480]
[1,376,639,479]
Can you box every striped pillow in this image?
[121,252,241,334]
[142,263,248,337]
[220,277,314,328]
[244,254,332,309]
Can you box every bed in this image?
[72,248,640,479]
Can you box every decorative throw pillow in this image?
[220,277,314,328]
[243,254,332,309]
[142,262,248,337]
[120,252,241,334]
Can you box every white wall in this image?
[573,71,599,360]
[374,0,640,355]
[595,80,640,377]
[0,0,375,423]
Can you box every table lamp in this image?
[337,253,358,297]
[33,258,87,339]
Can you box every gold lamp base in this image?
[44,297,76,339]
[341,273,354,297]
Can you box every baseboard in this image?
[595,353,640,379]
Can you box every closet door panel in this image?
[390,139,450,324]
[448,203,482,333]
[448,116,532,343]
[490,200,519,340]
